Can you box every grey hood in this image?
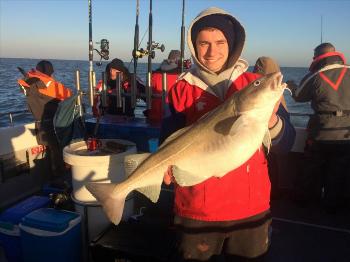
[185,7,248,100]
[188,7,246,73]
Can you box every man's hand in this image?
[163,166,174,185]
[286,80,298,95]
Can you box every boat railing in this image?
[289,112,312,117]
[0,110,313,127]
[0,110,31,126]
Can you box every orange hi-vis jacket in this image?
[18,69,72,101]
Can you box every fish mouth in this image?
[268,72,285,93]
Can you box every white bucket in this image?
[63,139,137,243]
[72,195,134,241]
[63,139,137,202]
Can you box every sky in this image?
[0,0,349,67]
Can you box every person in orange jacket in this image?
[18,60,72,180]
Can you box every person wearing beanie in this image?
[288,43,350,213]
[17,60,72,181]
[253,56,291,200]
[160,7,295,261]
[145,50,183,123]
[36,60,54,76]
[253,56,288,110]
[93,58,145,117]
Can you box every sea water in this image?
[0,57,312,128]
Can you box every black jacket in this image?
[293,52,350,142]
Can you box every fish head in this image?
[235,72,286,113]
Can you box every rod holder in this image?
[88,70,94,106]
[92,71,96,88]
[161,72,167,113]
[116,74,122,108]
[75,70,81,105]
[9,113,13,126]
[101,72,107,107]
[146,72,152,110]
[131,74,137,109]
[75,70,83,117]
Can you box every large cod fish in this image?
[86,72,286,225]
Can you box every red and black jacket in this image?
[160,71,295,221]
[293,52,350,142]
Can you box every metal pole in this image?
[180,0,185,73]
[146,0,153,110]
[101,72,107,107]
[132,0,140,109]
[75,70,82,117]
[88,71,94,107]
[9,113,13,126]
[116,74,122,108]
[161,72,168,115]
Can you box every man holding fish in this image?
[87,6,296,262]
[160,7,295,261]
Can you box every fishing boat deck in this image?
[89,191,350,262]
[1,118,349,262]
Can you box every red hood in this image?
[309,51,346,71]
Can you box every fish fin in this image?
[124,153,151,177]
[86,182,125,225]
[136,184,162,203]
[159,126,191,148]
[172,165,207,187]
[263,130,271,153]
[214,115,241,136]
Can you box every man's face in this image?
[110,68,122,80]
[195,28,229,73]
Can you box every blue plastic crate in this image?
[0,196,50,262]
[20,208,81,262]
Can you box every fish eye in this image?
[253,80,261,86]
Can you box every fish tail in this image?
[86,182,126,225]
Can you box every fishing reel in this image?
[95,38,110,66]
[133,41,165,59]
[184,59,192,69]
[181,58,192,70]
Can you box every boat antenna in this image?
[320,15,323,43]
[131,0,140,108]
[180,0,185,73]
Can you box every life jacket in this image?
[17,69,72,145]
[296,52,350,141]
[18,69,72,101]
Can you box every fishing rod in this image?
[133,0,165,110]
[131,0,140,109]
[88,0,94,107]
[179,0,192,71]
[320,15,323,44]
[180,0,185,73]
[146,0,153,110]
